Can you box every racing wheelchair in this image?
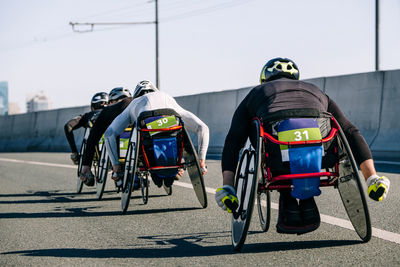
[76,125,102,195]
[94,127,132,200]
[120,108,208,214]
[76,124,130,200]
[230,109,371,251]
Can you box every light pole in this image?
[155,0,159,88]
[375,0,379,71]
[69,0,161,88]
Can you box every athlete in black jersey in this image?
[64,92,109,164]
[215,57,390,234]
[79,87,133,186]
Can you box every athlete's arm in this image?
[104,105,134,167]
[64,112,92,153]
[327,97,372,165]
[82,99,132,167]
[171,100,209,161]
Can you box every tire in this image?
[163,183,172,196]
[76,137,86,194]
[231,120,262,251]
[121,129,139,214]
[96,146,109,200]
[141,173,149,204]
[336,127,371,242]
[257,186,271,232]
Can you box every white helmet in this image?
[133,80,158,98]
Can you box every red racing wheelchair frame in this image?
[138,125,185,172]
[256,115,342,191]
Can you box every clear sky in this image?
[1,0,399,113]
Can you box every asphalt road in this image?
[0,153,399,266]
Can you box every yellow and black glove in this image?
[367,175,390,201]
[215,185,239,213]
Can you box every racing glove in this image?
[70,153,80,165]
[366,175,390,201]
[215,185,239,213]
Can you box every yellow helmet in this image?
[260,57,299,84]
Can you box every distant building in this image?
[0,81,8,115]
[8,102,21,115]
[26,91,51,112]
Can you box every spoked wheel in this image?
[257,184,271,232]
[231,120,262,251]
[141,173,149,204]
[121,129,139,214]
[76,138,86,194]
[231,149,258,251]
[96,146,109,200]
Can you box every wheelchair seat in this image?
[257,108,340,199]
[137,109,184,181]
[261,108,337,174]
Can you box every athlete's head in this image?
[108,87,131,104]
[260,57,300,84]
[133,80,158,99]
[90,92,109,110]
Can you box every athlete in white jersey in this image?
[104,80,210,186]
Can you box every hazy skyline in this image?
[1,0,399,113]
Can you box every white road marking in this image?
[1,157,400,245]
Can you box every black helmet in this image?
[133,80,158,99]
[109,87,131,101]
[91,92,109,110]
[260,57,300,83]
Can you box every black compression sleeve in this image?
[328,98,372,165]
[221,99,252,173]
[64,115,83,153]
[81,99,131,166]
[82,110,111,167]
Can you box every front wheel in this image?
[257,185,271,232]
[76,139,86,194]
[141,173,149,204]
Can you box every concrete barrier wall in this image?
[0,105,89,152]
[0,70,399,161]
[369,70,400,161]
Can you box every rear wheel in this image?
[337,128,371,242]
[96,146,109,200]
[231,120,262,251]
[121,129,139,214]
[231,150,258,251]
[76,139,86,194]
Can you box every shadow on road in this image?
[0,190,167,204]
[0,206,202,219]
[1,230,362,258]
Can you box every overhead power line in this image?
[69,0,160,88]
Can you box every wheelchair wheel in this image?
[182,127,207,208]
[121,129,139,214]
[163,183,172,196]
[141,173,149,204]
[257,185,271,232]
[76,135,87,194]
[96,146,109,200]
[336,128,372,242]
[231,120,263,251]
